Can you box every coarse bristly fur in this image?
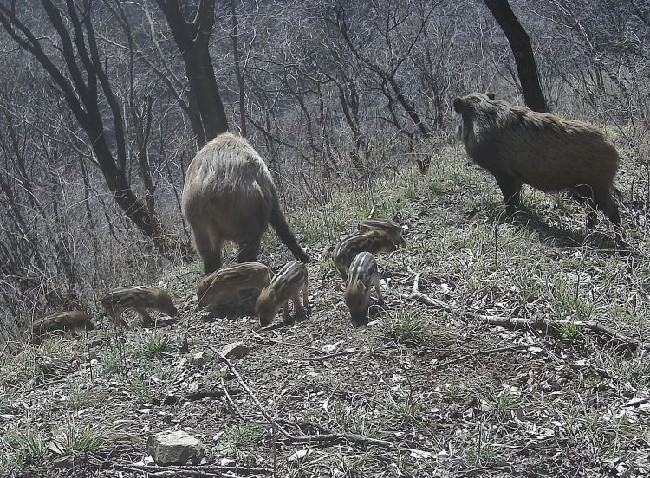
[453,93,622,236]
[256,261,309,326]
[32,310,94,343]
[101,286,178,327]
[358,218,407,247]
[333,230,399,281]
[344,252,383,319]
[182,132,309,274]
[197,261,271,310]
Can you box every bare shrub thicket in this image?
[0,0,649,341]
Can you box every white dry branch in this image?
[399,273,452,310]
[401,274,649,353]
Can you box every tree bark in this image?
[483,0,548,112]
[155,0,229,145]
[230,0,247,136]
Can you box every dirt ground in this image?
[2,155,649,477]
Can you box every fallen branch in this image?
[401,272,648,353]
[220,376,246,419]
[476,315,650,352]
[252,331,357,362]
[400,273,452,310]
[216,351,395,449]
[113,462,272,477]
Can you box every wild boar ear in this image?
[452,98,463,113]
[487,92,496,100]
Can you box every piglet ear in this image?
[487,93,496,100]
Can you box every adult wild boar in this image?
[453,93,621,234]
[182,133,309,273]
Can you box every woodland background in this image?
[0,0,649,342]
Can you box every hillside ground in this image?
[1,143,649,477]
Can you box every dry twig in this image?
[400,273,452,310]
[114,462,273,477]
[216,351,395,449]
[221,376,246,419]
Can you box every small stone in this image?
[190,351,207,366]
[221,342,249,359]
[147,430,204,466]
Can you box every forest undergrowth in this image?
[1,144,649,478]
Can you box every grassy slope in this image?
[1,144,649,477]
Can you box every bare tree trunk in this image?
[230,0,247,136]
[337,80,367,172]
[155,0,229,145]
[0,0,167,243]
[483,0,548,112]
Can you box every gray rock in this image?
[221,341,249,359]
[190,351,207,366]
[147,430,204,466]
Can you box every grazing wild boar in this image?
[182,132,309,274]
[256,261,309,326]
[333,230,399,281]
[358,218,406,247]
[453,93,621,234]
[344,252,383,319]
[197,261,271,310]
[32,311,94,342]
[101,287,178,327]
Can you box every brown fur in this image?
[453,93,621,232]
[197,262,271,310]
[101,286,177,327]
[182,132,309,274]
[256,261,309,326]
[32,310,94,342]
[344,252,383,319]
[358,218,406,247]
[333,230,399,280]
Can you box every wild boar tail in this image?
[269,192,309,263]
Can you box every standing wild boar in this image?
[182,132,309,274]
[453,93,621,233]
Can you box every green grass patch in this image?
[379,310,429,347]
[1,426,48,471]
[141,332,170,358]
[219,424,263,455]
